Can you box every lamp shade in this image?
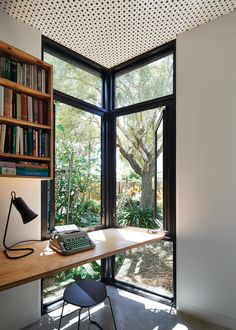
[12,197,38,224]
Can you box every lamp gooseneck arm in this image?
[3,197,13,250]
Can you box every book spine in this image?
[12,92,16,118]
[15,126,21,155]
[33,98,38,123]
[0,160,16,168]
[27,127,33,156]
[44,132,49,157]
[16,169,48,176]
[21,94,28,121]
[27,96,33,122]
[12,126,16,154]
[0,86,4,116]
[23,128,28,155]
[0,167,16,175]
[38,99,43,124]
[38,128,42,157]
[4,88,12,118]
[4,126,12,153]
[19,127,24,155]
[10,59,17,82]
[0,124,6,153]
[37,66,42,91]
[16,93,21,120]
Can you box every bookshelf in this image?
[0,40,53,179]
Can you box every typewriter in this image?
[49,224,95,255]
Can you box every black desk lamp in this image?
[3,191,38,259]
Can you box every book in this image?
[42,68,46,93]
[27,96,33,122]
[10,59,17,82]
[19,127,24,155]
[0,161,16,168]
[4,88,12,118]
[0,56,5,78]
[4,126,12,153]
[44,132,49,157]
[43,101,48,125]
[17,62,21,84]
[23,128,28,155]
[16,93,21,120]
[0,86,4,116]
[0,167,16,175]
[38,99,44,124]
[21,94,28,121]
[38,128,42,157]
[27,127,33,156]
[33,98,38,123]
[12,92,16,118]
[15,126,21,154]
[16,163,48,169]
[16,169,48,176]
[5,57,11,80]
[0,124,6,153]
[12,126,17,154]
[37,66,42,91]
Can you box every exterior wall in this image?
[0,12,42,330]
[176,10,236,329]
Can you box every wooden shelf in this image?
[0,116,51,130]
[0,174,52,179]
[0,40,51,70]
[0,40,53,179]
[0,152,50,161]
[0,77,50,99]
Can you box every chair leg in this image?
[88,307,103,329]
[107,295,117,330]
[78,307,82,330]
[58,301,65,330]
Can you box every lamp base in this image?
[4,247,34,259]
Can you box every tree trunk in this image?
[140,163,154,208]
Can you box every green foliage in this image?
[54,102,101,227]
[117,195,163,229]
[53,261,100,284]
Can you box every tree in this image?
[116,55,173,208]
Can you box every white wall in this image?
[0,12,42,330]
[176,10,236,329]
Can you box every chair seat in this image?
[63,280,107,308]
[58,280,117,330]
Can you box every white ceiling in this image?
[0,0,236,68]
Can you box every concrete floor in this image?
[23,286,229,330]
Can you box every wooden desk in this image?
[0,227,165,292]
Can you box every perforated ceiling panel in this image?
[0,0,236,68]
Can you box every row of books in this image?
[0,55,48,93]
[0,124,49,158]
[0,160,49,177]
[0,86,48,125]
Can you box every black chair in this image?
[58,280,117,330]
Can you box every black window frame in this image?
[41,36,176,307]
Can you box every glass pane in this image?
[115,241,173,297]
[44,51,102,107]
[55,102,101,227]
[155,120,164,229]
[115,54,173,108]
[116,107,173,297]
[116,108,163,227]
